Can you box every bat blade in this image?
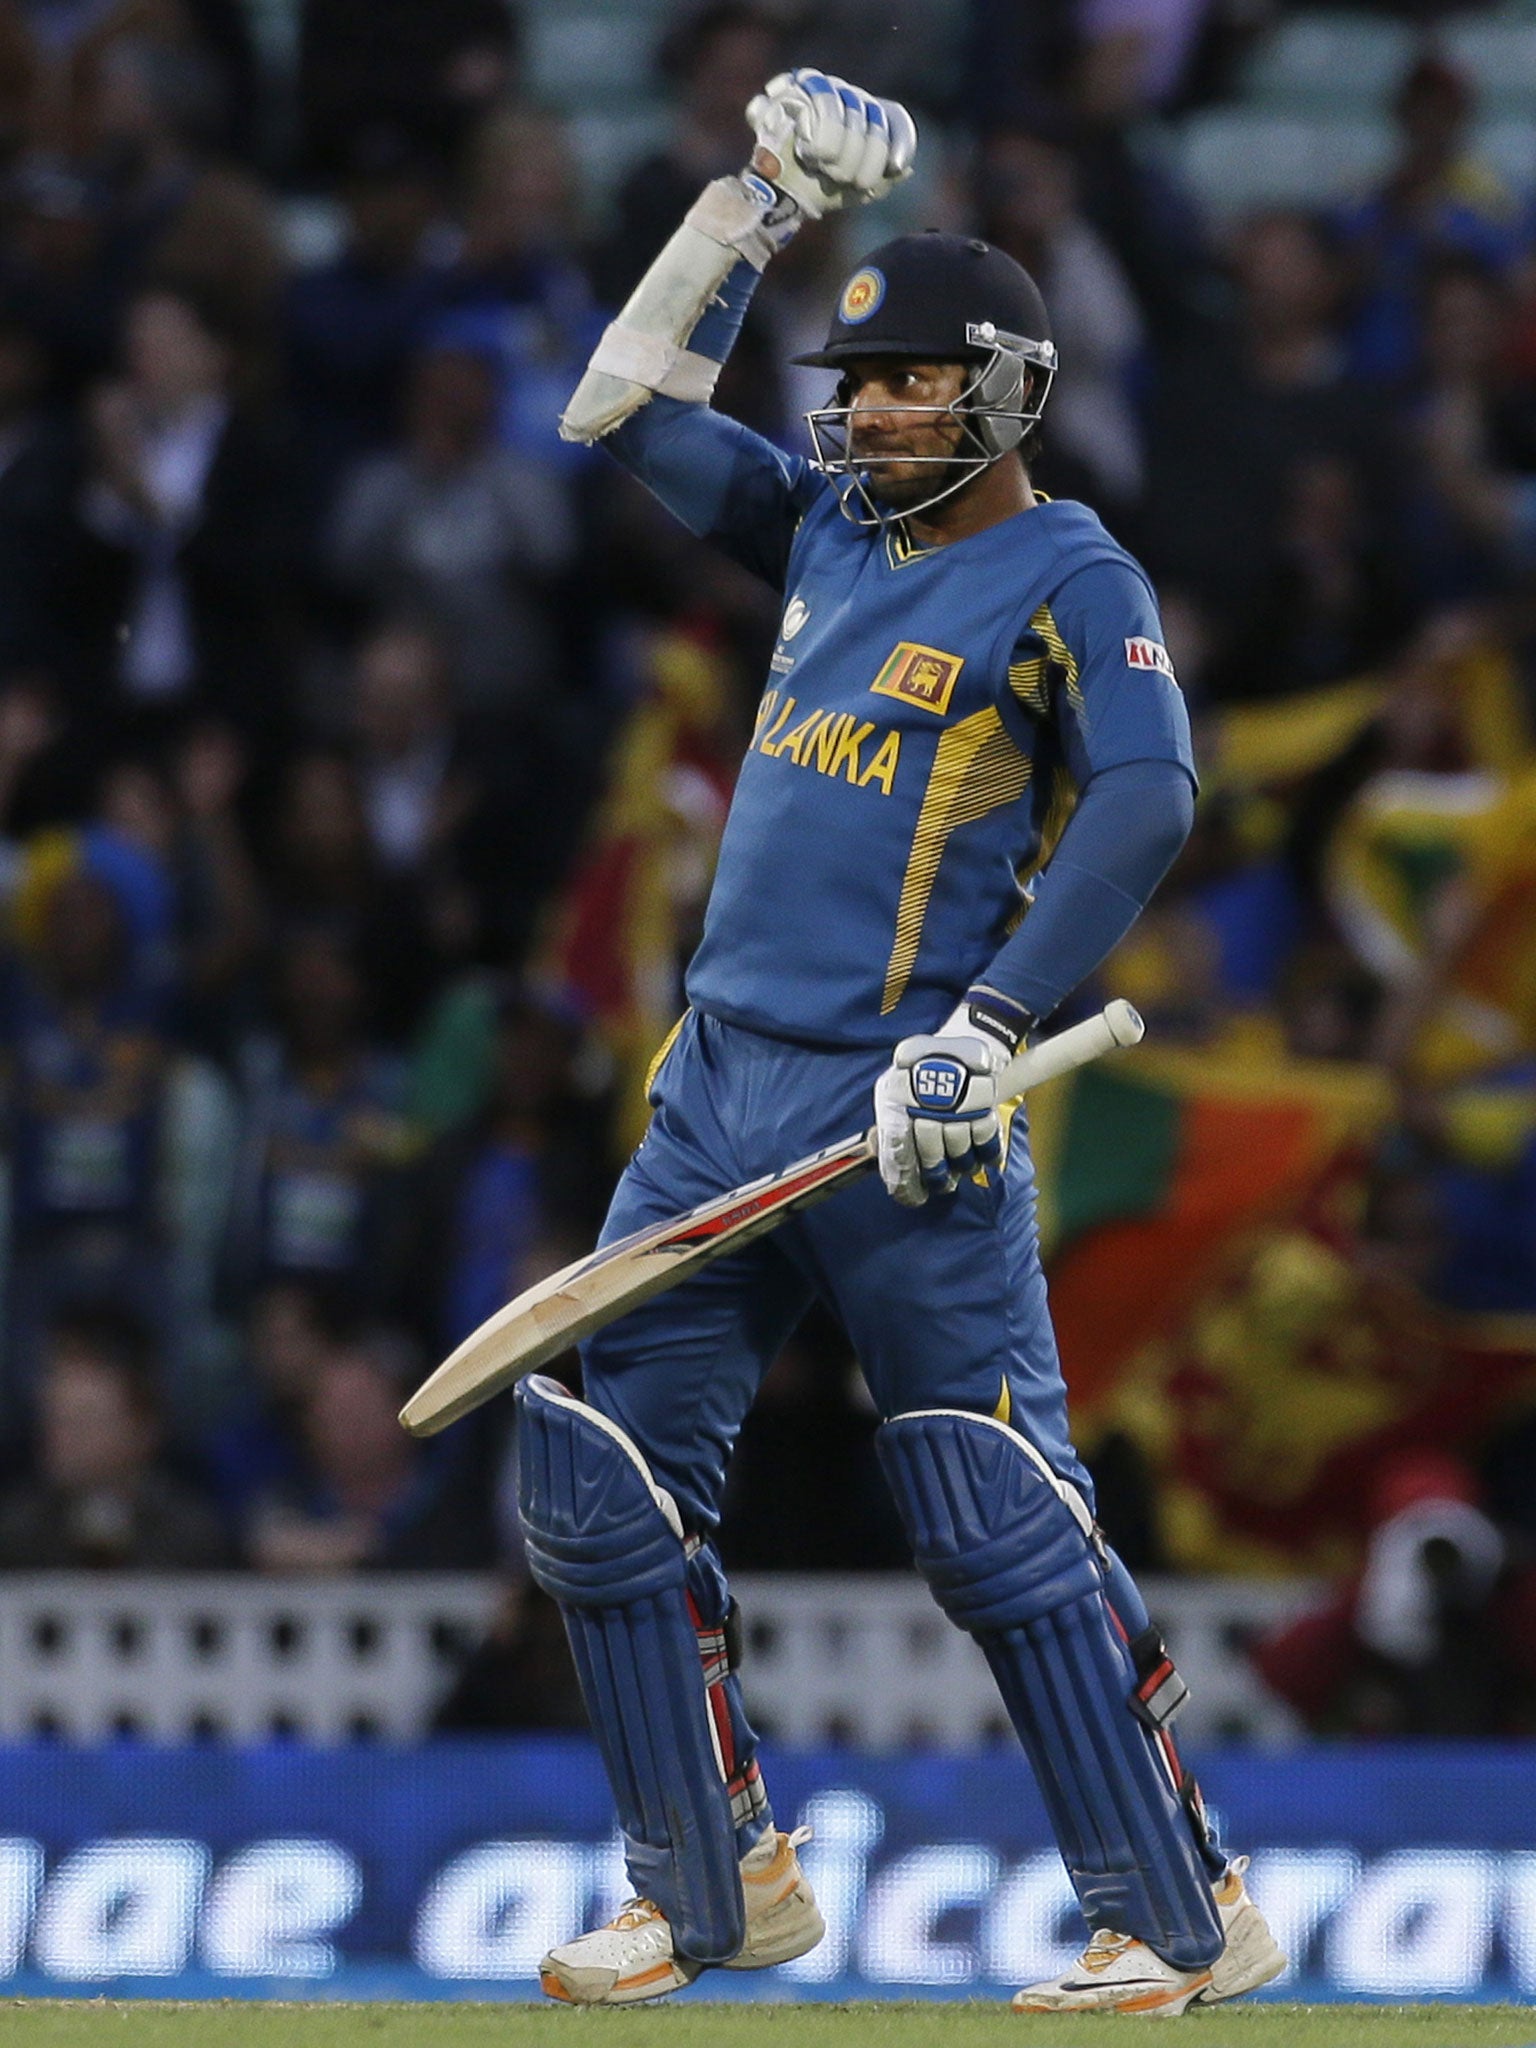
[399,1130,873,1436]
[398,999,1144,1437]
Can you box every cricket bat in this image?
[399,999,1144,1436]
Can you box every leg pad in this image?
[878,1408,1222,1970]
[516,1374,743,1962]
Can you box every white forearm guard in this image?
[559,174,795,444]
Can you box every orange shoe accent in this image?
[742,1835,796,1907]
[617,1959,682,1991]
[1116,1971,1213,2013]
[540,1972,574,2003]
[1213,1869,1244,1907]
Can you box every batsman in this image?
[520,68,1286,2012]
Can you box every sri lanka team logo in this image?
[840,267,885,324]
[870,641,964,716]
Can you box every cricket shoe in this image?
[1199,1855,1287,2003]
[539,1826,823,2004]
[1011,1929,1214,2016]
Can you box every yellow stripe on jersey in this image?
[881,707,1031,1014]
[1027,602,1085,715]
[643,1010,689,1101]
[1008,655,1050,716]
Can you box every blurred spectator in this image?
[433,1573,586,1731]
[223,925,414,1306]
[247,1329,494,1569]
[72,278,303,743]
[434,107,603,475]
[0,306,81,679]
[0,1304,227,1567]
[164,721,264,1055]
[398,982,610,1353]
[297,0,520,181]
[326,337,574,710]
[592,3,787,436]
[0,856,176,1416]
[1335,53,1523,389]
[0,674,84,847]
[1252,1451,1536,1735]
[595,2,782,305]
[0,155,119,397]
[976,123,1145,510]
[1417,255,1536,598]
[78,34,284,342]
[0,0,259,163]
[346,618,563,970]
[1278,942,1382,1065]
[1146,209,1398,655]
[202,1278,339,1542]
[285,129,452,499]
[1206,455,1408,702]
[721,1312,910,1572]
[349,620,470,880]
[264,748,451,1042]
[1074,0,1216,127]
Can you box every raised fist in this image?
[746,69,916,221]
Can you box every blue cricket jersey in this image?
[609,399,1195,1049]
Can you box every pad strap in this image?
[879,1408,1222,1971]
[516,1375,744,1961]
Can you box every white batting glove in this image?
[873,1004,1024,1207]
[745,69,916,223]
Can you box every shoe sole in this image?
[1013,1968,1213,2016]
[539,1956,700,2005]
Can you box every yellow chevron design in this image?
[881,706,1031,1014]
[1028,602,1085,714]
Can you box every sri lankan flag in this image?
[1032,1030,1536,1573]
[536,625,735,1152]
[1031,1028,1392,1419]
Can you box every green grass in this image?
[1,2004,1532,2048]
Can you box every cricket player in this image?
[516,69,1286,2013]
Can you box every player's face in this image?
[844,359,971,507]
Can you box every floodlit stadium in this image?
[0,0,1533,2038]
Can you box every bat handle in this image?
[996,998,1144,1099]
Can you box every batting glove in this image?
[873,1001,1027,1207]
[745,69,916,222]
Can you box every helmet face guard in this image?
[803,323,1058,531]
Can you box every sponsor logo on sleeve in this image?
[1125,637,1175,678]
[870,642,964,716]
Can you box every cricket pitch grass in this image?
[3,2004,1533,2048]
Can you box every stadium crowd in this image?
[0,0,1533,1730]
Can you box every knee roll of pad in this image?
[515,1375,744,1963]
[878,1409,1222,1971]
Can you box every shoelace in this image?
[609,1898,665,1931]
[1081,1929,1134,1971]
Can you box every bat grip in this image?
[996,998,1144,1098]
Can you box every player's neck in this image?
[902,459,1036,548]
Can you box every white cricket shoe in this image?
[540,1896,696,2005]
[539,1826,823,2005]
[1200,1855,1288,2003]
[1011,1856,1288,2017]
[1011,1929,1214,2016]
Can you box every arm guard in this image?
[560,173,796,444]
